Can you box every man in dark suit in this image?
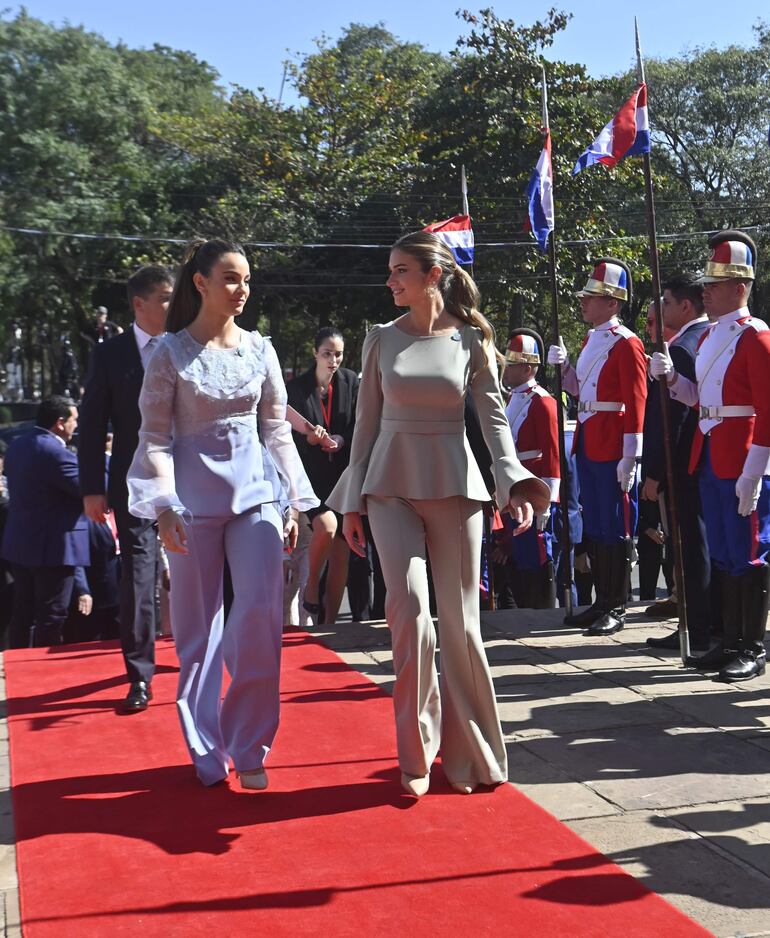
[78,265,173,712]
[642,274,712,651]
[2,396,89,647]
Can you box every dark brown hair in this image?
[391,231,495,348]
[662,273,704,313]
[126,265,173,305]
[165,239,247,333]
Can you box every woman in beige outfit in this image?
[328,232,550,797]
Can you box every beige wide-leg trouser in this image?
[367,495,508,787]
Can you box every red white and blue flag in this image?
[525,131,554,252]
[424,215,474,265]
[573,83,650,175]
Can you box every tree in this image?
[0,10,223,366]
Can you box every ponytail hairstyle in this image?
[165,238,247,334]
[392,231,496,349]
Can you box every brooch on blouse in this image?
[451,331,462,341]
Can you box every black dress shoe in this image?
[717,647,767,683]
[120,681,152,713]
[686,644,740,671]
[646,631,711,651]
[585,610,624,636]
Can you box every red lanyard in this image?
[319,380,333,430]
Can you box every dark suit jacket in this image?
[286,366,359,503]
[643,318,709,485]
[1,428,89,567]
[78,330,145,511]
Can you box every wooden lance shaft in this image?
[642,151,690,665]
[547,231,574,615]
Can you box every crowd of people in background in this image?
[0,227,767,793]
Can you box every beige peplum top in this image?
[327,321,550,515]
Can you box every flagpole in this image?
[461,164,475,280]
[635,18,689,665]
[540,66,574,617]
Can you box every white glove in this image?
[617,457,637,493]
[649,343,675,383]
[736,474,762,517]
[536,507,551,532]
[547,337,569,367]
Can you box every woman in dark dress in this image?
[286,327,359,625]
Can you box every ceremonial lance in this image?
[636,18,690,665]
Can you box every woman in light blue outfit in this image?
[127,239,318,789]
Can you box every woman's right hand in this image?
[306,424,330,447]
[342,512,367,558]
[158,508,189,555]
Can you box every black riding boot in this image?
[687,569,742,669]
[564,541,603,626]
[718,563,769,682]
[531,561,557,610]
[585,539,631,637]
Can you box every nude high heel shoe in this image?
[401,772,430,797]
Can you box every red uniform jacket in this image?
[513,389,560,489]
[689,320,770,478]
[573,327,648,461]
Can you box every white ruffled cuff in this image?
[261,417,320,512]
[326,466,368,515]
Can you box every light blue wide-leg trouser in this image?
[167,504,284,786]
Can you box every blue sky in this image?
[14,1,770,99]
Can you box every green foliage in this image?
[1,8,769,378]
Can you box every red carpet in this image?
[6,631,710,937]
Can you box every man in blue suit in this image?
[2,396,89,647]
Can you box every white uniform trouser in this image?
[167,503,284,786]
[367,495,507,787]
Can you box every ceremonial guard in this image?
[548,259,647,635]
[651,232,770,682]
[500,329,560,608]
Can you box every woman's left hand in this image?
[283,516,299,551]
[507,494,534,535]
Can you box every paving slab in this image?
[663,798,770,880]
[662,687,770,735]
[569,812,770,938]
[498,679,678,739]
[521,724,770,811]
[506,741,622,821]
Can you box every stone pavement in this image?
[313,605,770,938]
[0,608,767,937]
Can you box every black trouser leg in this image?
[8,564,34,649]
[31,565,75,647]
[636,531,663,601]
[564,541,604,626]
[585,540,631,636]
[114,506,158,685]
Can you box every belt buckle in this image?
[699,406,710,420]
